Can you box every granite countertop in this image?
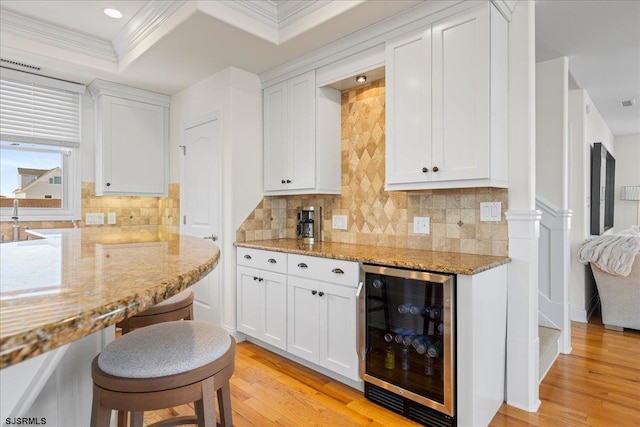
[235,239,509,275]
[0,228,220,369]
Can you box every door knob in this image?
[203,234,218,241]
[422,167,428,173]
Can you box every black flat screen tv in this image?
[590,142,615,235]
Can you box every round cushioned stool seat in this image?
[91,321,235,427]
[117,290,194,334]
[99,320,231,378]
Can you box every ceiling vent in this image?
[0,58,41,71]
[619,99,636,108]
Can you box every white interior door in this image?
[181,115,222,325]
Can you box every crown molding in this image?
[111,0,185,60]
[222,0,329,30]
[259,0,466,87]
[88,79,171,106]
[277,1,330,29]
[0,9,117,62]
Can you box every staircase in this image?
[539,326,561,382]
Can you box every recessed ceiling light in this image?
[104,8,123,19]
[356,75,367,83]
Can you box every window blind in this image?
[0,73,82,147]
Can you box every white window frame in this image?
[0,68,83,222]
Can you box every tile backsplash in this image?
[0,182,180,240]
[236,79,509,256]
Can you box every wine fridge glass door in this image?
[361,264,455,417]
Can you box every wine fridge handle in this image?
[356,281,366,364]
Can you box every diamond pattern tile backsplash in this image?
[238,78,508,256]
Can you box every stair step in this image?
[539,326,561,382]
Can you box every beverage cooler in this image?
[359,265,455,427]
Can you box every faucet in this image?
[12,199,20,242]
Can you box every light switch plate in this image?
[86,213,104,225]
[107,212,116,225]
[332,215,348,230]
[480,202,502,222]
[413,216,430,234]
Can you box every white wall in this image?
[169,67,263,331]
[568,88,614,322]
[613,134,640,230]
[536,57,568,209]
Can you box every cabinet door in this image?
[237,266,262,337]
[287,276,320,363]
[237,266,287,350]
[100,96,167,195]
[262,270,288,350]
[288,71,316,190]
[385,29,432,185]
[431,5,490,182]
[264,82,290,191]
[319,282,359,381]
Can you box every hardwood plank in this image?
[143,311,639,427]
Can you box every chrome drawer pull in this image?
[298,263,308,269]
[267,258,277,264]
[332,268,344,274]
[244,254,252,260]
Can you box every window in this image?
[0,68,84,221]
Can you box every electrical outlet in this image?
[480,202,502,221]
[85,213,104,225]
[332,215,348,230]
[107,212,116,225]
[413,216,430,234]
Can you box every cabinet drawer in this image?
[288,254,359,287]
[237,247,287,274]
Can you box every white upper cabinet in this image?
[263,70,341,195]
[385,28,432,186]
[385,2,508,190]
[89,80,170,196]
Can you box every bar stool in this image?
[117,290,194,334]
[91,321,235,427]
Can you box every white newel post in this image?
[506,0,540,412]
[505,211,541,411]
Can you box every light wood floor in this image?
[143,313,640,426]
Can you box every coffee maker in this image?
[296,206,322,244]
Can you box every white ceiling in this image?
[535,0,640,136]
[0,0,638,136]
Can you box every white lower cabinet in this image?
[236,247,360,382]
[236,248,288,350]
[237,266,287,350]
[287,254,360,381]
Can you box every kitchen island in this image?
[0,228,220,425]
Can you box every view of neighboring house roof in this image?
[17,168,51,177]
[13,167,62,196]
